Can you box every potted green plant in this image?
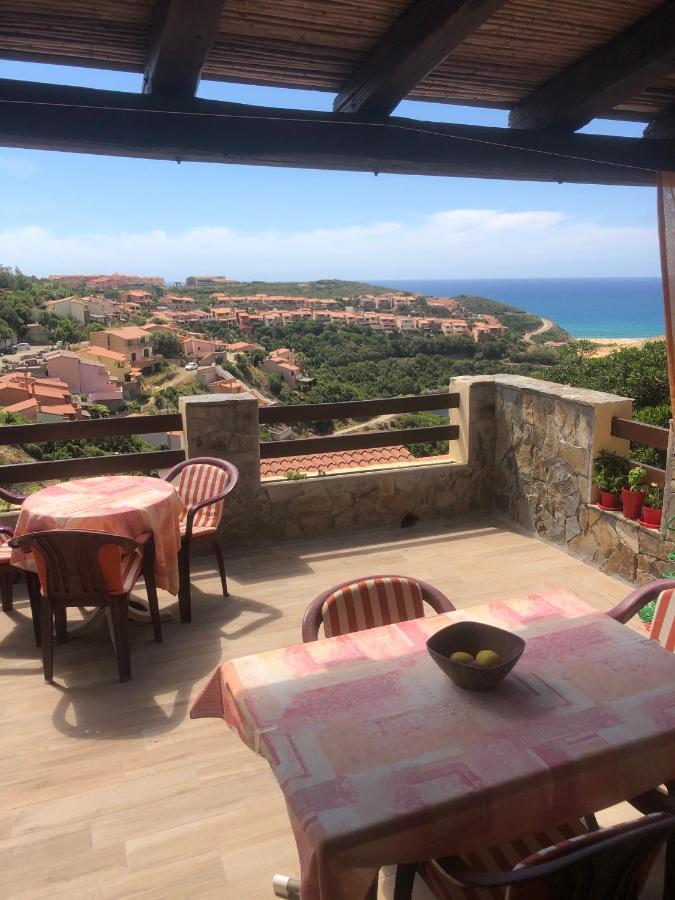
[593,450,626,510]
[621,465,646,519]
[642,482,663,528]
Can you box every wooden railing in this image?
[610,416,669,488]
[258,392,459,459]
[0,393,459,486]
[0,413,184,485]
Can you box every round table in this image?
[11,476,184,631]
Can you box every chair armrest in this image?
[0,487,26,506]
[606,579,675,624]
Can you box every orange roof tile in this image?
[260,445,414,478]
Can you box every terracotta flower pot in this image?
[599,490,621,510]
[642,505,662,527]
[621,487,645,520]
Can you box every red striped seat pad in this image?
[422,819,588,900]
[320,576,425,637]
[651,589,675,652]
[0,532,10,565]
[175,464,230,537]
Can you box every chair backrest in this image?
[650,588,675,651]
[507,812,672,900]
[10,530,140,602]
[165,457,238,531]
[302,575,454,641]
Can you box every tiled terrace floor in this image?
[0,517,665,899]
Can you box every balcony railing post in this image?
[180,393,261,497]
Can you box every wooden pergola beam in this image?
[0,78,672,186]
[646,106,675,140]
[143,0,225,96]
[509,1,675,132]
[333,0,506,116]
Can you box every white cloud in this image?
[0,151,36,179]
[0,208,657,280]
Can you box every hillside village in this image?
[0,272,518,430]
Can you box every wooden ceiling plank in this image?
[143,0,226,96]
[0,77,670,186]
[333,0,507,116]
[509,1,675,132]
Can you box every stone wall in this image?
[490,374,673,584]
[179,376,674,584]
[180,378,495,545]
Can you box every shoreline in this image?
[574,335,664,357]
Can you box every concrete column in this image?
[180,393,261,496]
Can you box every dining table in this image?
[11,474,184,628]
[191,588,675,900]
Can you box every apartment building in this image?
[44,350,123,409]
[263,348,302,389]
[0,372,82,421]
[89,325,161,373]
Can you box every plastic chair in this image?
[163,457,239,623]
[302,574,454,642]
[0,525,41,644]
[10,529,161,683]
[394,812,675,900]
[608,578,675,897]
[0,486,27,506]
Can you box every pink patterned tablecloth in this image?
[11,475,183,594]
[191,589,675,900]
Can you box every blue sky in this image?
[0,60,660,282]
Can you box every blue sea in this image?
[375,277,664,339]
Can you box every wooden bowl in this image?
[426,621,526,692]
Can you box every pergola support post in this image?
[657,172,675,413]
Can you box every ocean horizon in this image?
[373,277,665,339]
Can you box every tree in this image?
[151,331,183,359]
[0,318,13,346]
[268,374,284,397]
[55,318,86,346]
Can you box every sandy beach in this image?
[581,336,665,357]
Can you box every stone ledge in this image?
[587,503,665,537]
[493,374,630,407]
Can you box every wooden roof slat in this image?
[1,1,674,122]
[143,0,226,96]
[333,0,507,116]
[0,77,671,186]
[508,0,675,131]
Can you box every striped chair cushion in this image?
[0,531,11,565]
[321,576,425,638]
[175,463,230,537]
[422,820,588,900]
[650,589,675,651]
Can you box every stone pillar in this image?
[491,375,633,544]
[180,393,261,497]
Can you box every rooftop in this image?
[0,519,661,899]
[260,444,415,478]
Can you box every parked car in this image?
[184,361,198,371]
[14,342,30,351]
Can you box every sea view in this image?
[379,277,665,339]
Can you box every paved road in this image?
[523,318,554,344]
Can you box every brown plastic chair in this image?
[393,812,675,900]
[302,574,454,642]
[164,457,239,623]
[608,578,675,897]
[0,525,41,644]
[0,486,27,506]
[10,529,161,683]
